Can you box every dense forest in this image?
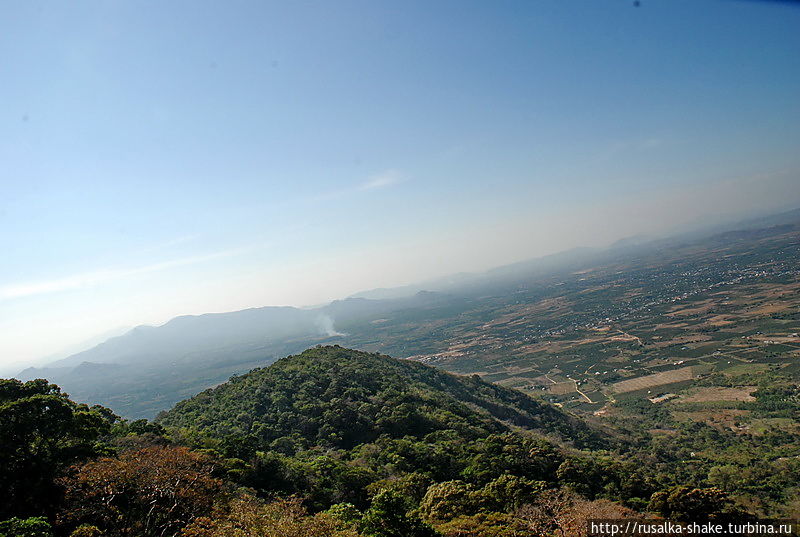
[1,346,793,537]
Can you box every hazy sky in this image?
[2,0,799,369]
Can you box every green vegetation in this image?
[158,345,602,452]
[0,379,115,521]
[25,221,800,423]
[2,346,799,536]
[0,518,53,537]
[3,220,799,535]
[606,368,800,515]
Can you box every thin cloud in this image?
[283,169,407,209]
[358,169,405,191]
[0,248,247,302]
[298,169,407,205]
[143,233,204,252]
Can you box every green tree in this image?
[0,379,115,520]
[419,481,477,523]
[462,434,562,484]
[361,490,438,537]
[649,486,734,522]
[325,503,363,529]
[0,517,53,537]
[478,474,546,511]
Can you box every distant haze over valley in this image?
[15,207,800,418]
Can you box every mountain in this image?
[662,206,800,243]
[157,346,604,451]
[38,325,132,364]
[16,307,338,418]
[349,272,478,300]
[608,234,653,250]
[15,296,463,418]
[350,248,604,300]
[48,307,321,369]
[15,207,800,419]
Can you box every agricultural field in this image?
[334,223,800,431]
[609,366,698,394]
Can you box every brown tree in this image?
[58,446,224,537]
[180,495,362,537]
[517,489,636,537]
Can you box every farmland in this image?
[333,222,800,436]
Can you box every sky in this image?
[1,0,799,370]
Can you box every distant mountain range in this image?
[16,293,465,418]
[15,207,800,419]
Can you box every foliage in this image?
[434,512,530,537]
[68,526,103,537]
[325,503,363,527]
[478,474,547,511]
[2,345,790,536]
[360,489,438,537]
[58,446,224,537]
[516,490,636,537]
[0,517,52,537]
[462,433,563,484]
[0,379,116,520]
[648,486,737,522]
[180,495,362,537]
[158,347,602,455]
[419,480,478,523]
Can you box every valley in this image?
[336,223,800,442]
[18,214,800,430]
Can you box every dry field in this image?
[609,366,696,394]
[678,386,756,403]
[548,381,577,395]
[672,408,750,430]
[652,334,713,348]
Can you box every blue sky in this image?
[1,0,799,368]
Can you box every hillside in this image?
[15,292,461,418]
[3,358,716,537]
[157,345,604,452]
[154,347,797,522]
[17,208,800,420]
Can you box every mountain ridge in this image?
[157,345,606,452]
[15,207,800,418]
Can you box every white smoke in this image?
[316,314,345,337]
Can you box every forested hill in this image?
[157,345,604,451]
[2,349,759,536]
